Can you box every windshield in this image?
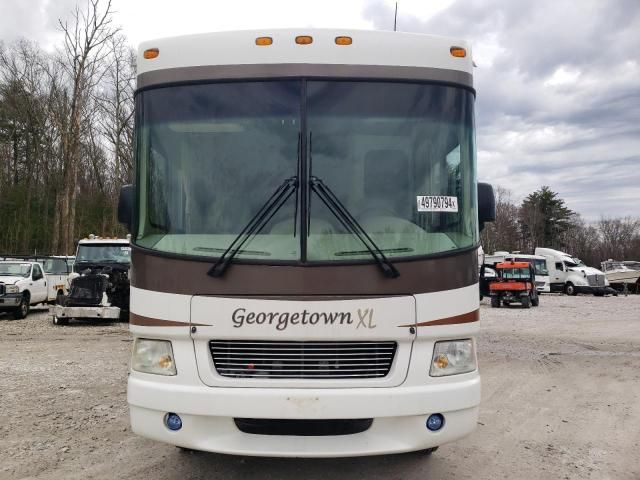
[136,80,477,263]
[76,245,131,264]
[514,257,548,276]
[42,258,69,274]
[0,263,31,277]
[501,268,531,280]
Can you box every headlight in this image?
[6,285,19,294]
[131,338,177,375]
[430,339,476,377]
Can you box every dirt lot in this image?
[2,294,639,480]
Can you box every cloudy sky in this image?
[1,0,638,220]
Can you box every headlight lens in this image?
[6,285,19,294]
[131,338,177,375]
[430,339,476,377]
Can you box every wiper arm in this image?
[208,176,298,278]
[309,176,399,279]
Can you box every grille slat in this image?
[210,340,397,379]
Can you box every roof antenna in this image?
[393,2,398,31]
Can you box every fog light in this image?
[426,413,444,431]
[165,412,182,431]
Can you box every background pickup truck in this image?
[0,261,48,319]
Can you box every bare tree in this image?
[56,0,119,253]
[480,186,520,254]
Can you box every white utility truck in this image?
[51,236,131,325]
[485,251,550,293]
[0,260,48,318]
[117,29,495,457]
[535,247,612,296]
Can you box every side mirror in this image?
[477,182,496,232]
[118,184,134,232]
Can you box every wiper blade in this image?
[208,176,298,278]
[309,176,399,279]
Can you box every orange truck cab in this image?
[489,261,540,308]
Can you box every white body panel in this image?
[138,29,472,76]
[128,284,480,456]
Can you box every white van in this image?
[534,247,611,296]
[484,251,549,293]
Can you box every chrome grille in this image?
[587,274,605,287]
[210,340,397,379]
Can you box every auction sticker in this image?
[416,196,458,212]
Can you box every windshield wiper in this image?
[309,176,399,279]
[208,176,298,278]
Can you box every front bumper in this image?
[574,285,615,295]
[128,373,480,457]
[50,304,121,320]
[0,293,22,309]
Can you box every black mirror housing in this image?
[477,182,496,232]
[118,184,134,232]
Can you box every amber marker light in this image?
[335,36,353,45]
[295,35,313,45]
[434,354,449,369]
[143,48,159,59]
[450,46,467,58]
[158,355,173,370]
[255,36,273,46]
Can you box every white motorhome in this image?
[535,247,611,295]
[117,29,495,457]
[484,251,550,293]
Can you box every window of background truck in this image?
[306,81,477,261]
[76,245,131,263]
[136,81,301,261]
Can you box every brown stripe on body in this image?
[131,248,478,296]
[137,64,474,90]
[399,309,479,328]
[130,313,207,327]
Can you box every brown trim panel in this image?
[137,64,473,90]
[131,248,479,296]
[130,313,206,327]
[399,309,479,328]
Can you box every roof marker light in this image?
[450,46,466,58]
[295,35,313,45]
[143,48,159,59]
[255,37,273,46]
[335,36,352,45]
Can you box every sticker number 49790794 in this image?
[416,196,459,212]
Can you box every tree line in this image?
[1,0,638,264]
[481,185,640,267]
[0,0,133,255]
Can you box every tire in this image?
[531,291,540,306]
[13,293,30,319]
[490,296,500,308]
[52,315,69,326]
[521,295,531,309]
[422,447,439,455]
[565,283,577,296]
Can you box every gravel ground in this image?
[1,294,639,480]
